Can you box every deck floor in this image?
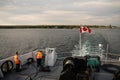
[4,60,62,80]
[3,60,114,80]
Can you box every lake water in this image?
[0,29,79,59]
[0,28,120,59]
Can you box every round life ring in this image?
[27,58,34,64]
[1,60,14,73]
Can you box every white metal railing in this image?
[0,48,57,78]
[72,49,120,64]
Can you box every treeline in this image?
[0,25,118,29]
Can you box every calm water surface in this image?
[0,28,120,59]
[0,29,79,59]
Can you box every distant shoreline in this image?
[0,25,118,29]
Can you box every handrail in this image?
[105,53,120,56]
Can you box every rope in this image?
[24,60,61,80]
[24,62,40,80]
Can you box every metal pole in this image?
[80,33,82,56]
[106,44,108,62]
[79,26,82,56]
[79,26,83,56]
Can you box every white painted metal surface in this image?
[45,48,57,66]
[0,48,57,78]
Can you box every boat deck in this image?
[4,60,62,80]
[3,60,114,80]
[93,69,113,80]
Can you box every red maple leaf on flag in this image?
[80,26,91,33]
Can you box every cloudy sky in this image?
[0,0,120,26]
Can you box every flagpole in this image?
[79,26,82,56]
[79,26,91,56]
[106,44,108,63]
[80,32,82,56]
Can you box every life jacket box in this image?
[45,48,57,66]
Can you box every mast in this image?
[106,44,108,62]
[79,26,82,56]
[80,31,82,56]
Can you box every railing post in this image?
[119,57,120,62]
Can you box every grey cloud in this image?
[0,0,120,26]
[0,0,9,6]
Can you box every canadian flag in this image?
[80,26,91,33]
